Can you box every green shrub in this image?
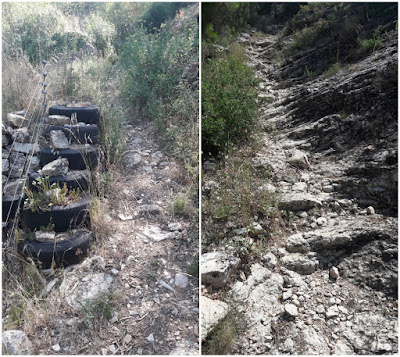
[202,50,258,155]
[119,23,197,121]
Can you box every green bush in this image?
[202,50,258,155]
[119,23,197,121]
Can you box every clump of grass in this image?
[202,147,278,247]
[322,62,342,78]
[202,310,244,355]
[186,255,199,277]
[81,292,113,329]
[173,194,189,216]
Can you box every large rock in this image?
[11,128,30,143]
[280,253,319,275]
[201,252,240,288]
[3,179,25,197]
[7,113,29,128]
[44,115,70,126]
[41,158,69,177]
[8,155,26,179]
[12,143,39,155]
[2,330,33,355]
[26,156,40,175]
[287,149,309,169]
[122,151,142,169]
[285,217,396,253]
[278,193,322,211]
[59,272,113,311]
[200,296,229,340]
[50,130,69,149]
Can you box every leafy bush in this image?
[202,49,258,155]
[119,23,197,120]
[84,13,115,57]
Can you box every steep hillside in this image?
[202,3,397,355]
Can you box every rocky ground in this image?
[202,28,397,354]
[3,109,199,356]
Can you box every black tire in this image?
[48,105,100,125]
[40,145,99,170]
[28,170,89,192]
[17,230,93,269]
[22,196,91,232]
[44,124,100,144]
[2,195,24,221]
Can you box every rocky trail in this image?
[3,93,199,355]
[202,28,397,354]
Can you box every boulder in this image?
[280,253,319,275]
[7,113,29,128]
[201,251,240,288]
[287,149,309,170]
[41,158,69,177]
[200,296,229,339]
[2,330,33,355]
[278,193,322,211]
[122,151,141,169]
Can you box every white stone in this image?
[292,182,307,192]
[50,130,69,150]
[284,303,298,318]
[329,267,340,279]
[175,273,189,289]
[366,206,375,215]
[262,252,277,269]
[7,113,29,128]
[168,222,182,232]
[12,128,29,143]
[249,222,263,236]
[201,296,229,339]
[283,289,293,301]
[35,231,56,242]
[201,252,240,287]
[13,143,39,154]
[317,217,327,226]
[52,343,61,352]
[326,305,339,319]
[45,115,70,126]
[147,334,155,343]
[122,151,142,169]
[2,330,33,355]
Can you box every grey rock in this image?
[7,113,29,128]
[60,272,113,311]
[11,128,30,143]
[169,341,198,355]
[249,222,263,236]
[329,267,339,279]
[52,343,61,352]
[233,227,247,235]
[262,252,277,269]
[202,180,219,196]
[201,296,229,339]
[35,231,55,242]
[2,158,9,174]
[45,115,71,126]
[8,155,26,178]
[122,151,142,169]
[201,252,240,287]
[50,130,70,149]
[141,226,173,242]
[139,204,161,215]
[366,206,375,215]
[2,179,25,197]
[284,303,298,318]
[317,217,327,226]
[292,182,307,192]
[168,222,182,232]
[175,273,189,288]
[325,305,339,319]
[41,158,69,177]
[281,253,318,275]
[13,143,39,155]
[322,185,335,193]
[26,156,40,175]
[287,149,309,169]
[2,330,33,355]
[278,193,322,212]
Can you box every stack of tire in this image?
[18,105,102,269]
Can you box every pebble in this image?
[123,334,133,344]
[283,289,293,301]
[326,305,339,319]
[110,269,119,276]
[317,217,327,226]
[108,344,117,353]
[284,303,298,318]
[52,343,61,352]
[147,334,155,343]
[366,206,375,215]
[175,273,189,288]
[168,222,182,232]
[329,267,340,279]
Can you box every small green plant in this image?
[322,62,342,78]
[25,174,82,212]
[186,255,199,277]
[173,195,188,216]
[81,292,113,329]
[304,65,313,80]
[356,26,382,58]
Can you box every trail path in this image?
[202,30,397,355]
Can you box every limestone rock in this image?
[11,128,30,143]
[168,222,182,232]
[26,156,41,175]
[7,113,29,128]
[139,204,161,215]
[3,179,25,197]
[201,296,229,339]
[278,193,322,211]
[325,305,339,319]
[262,252,277,269]
[60,272,113,311]
[50,130,70,150]
[281,253,319,275]
[201,251,240,288]
[2,159,9,174]
[45,115,70,126]
[249,222,263,236]
[35,231,56,242]
[287,149,309,169]
[13,143,39,155]
[175,273,189,289]
[329,267,339,279]
[2,134,10,147]
[284,303,298,318]
[41,158,69,177]
[2,330,33,355]
[122,151,142,169]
